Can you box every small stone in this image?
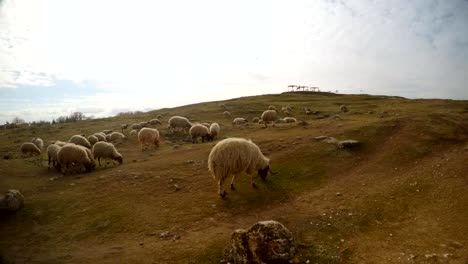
[314,136,328,140]
[187,160,194,164]
[160,231,170,239]
[139,242,144,246]
[132,159,137,162]
[173,234,181,240]
[70,183,75,186]
[449,241,464,249]
[99,176,106,179]
[174,184,180,191]
[134,175,139,179]
[336,192,342,196]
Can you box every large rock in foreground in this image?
[223,220,297,264]
[0,189,24,211]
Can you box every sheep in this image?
[223,111,231,118]
[252,117,260,123]
[109,132,126,142]
[92,141,123,166]
[232,117,248,125]
[139,121,150,128]
[52,140,67,147]
[105,134,112,141]
[102,129,113,135]
[130,129,137,136]
[189,124,213,143]
[167,116,192,133]
[138,127,160,150]
[88,135,98,145]
[93,133,106,142]
[284,117,297,123]
[31,137,44,149]
[260,110,278,128]
[157,115,163,119]
[340,105,348,112]
[47,143,62,170]
[220,103,227,110]
[149,119,161,126]
[57,143,95,174]
[69,135,92,149]
[131,123,142,130]
[209,123,220,139]
[201,122,211,128]
[207,138,276,198]
[275,118,287,124]
[283,110,291,116]
[121,124,129,133]
[20,142,41,156]
[268,105,276,111]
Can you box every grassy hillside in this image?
[1,92,467,263]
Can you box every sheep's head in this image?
[115,155,123,164]
[258,165,269,181]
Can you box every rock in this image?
[0,189,24,211]
[449,241,464,249]
[174,184,180,191]
[331,115,342,120]
[336,192,342,196]
[3,154,10,160]
[337,140,360,149]
[223,220,297,264]
[324,137,339,144]
[313,136,328,140]
[160,231,171,239]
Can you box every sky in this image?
[0,0,467,123]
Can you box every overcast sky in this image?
[1,0,467,123]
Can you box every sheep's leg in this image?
[98,157,102,167]
[218,178,226,198]
[48,156,51,169]
[251,175,258,189]
[230,174,237,190]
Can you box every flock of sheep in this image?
[18,103,346,198]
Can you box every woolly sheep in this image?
[220,103,227,110]
[208,138,275,198]
[105,134,111,141]
[340,105,348,112]
[109,132,126,142]
[284,117,297,123]
[92,141,123,166]
[149,119,161,126]
[130,129,137,136]
[275,118,287,124]
[260,110,278,128]
[121,124,128,131]
[232,117,247,125]
[252,117,260,123]
[88,135,98,145]
[284,110,291,116]
[31,137,44,149]
[69,135,92,149]
[52,140,67,147]
[201,122,211,128]
[167,116,192,133]
[209,123,220,139]
[138,127,160,150]
[102,129,113,135]
[47,143,62,170]
[223,111,231,118]
[139,121,150,128]
[20,142,41,156]
[131,123,142,130]
[189,124,213,143]
[57,143,95,174]
[268,105,276,110]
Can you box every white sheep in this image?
[93,133,106,142]
[109,132,126,142]
[220,103,227,110]
[121,124,128,133]
[138,127,160,150]
[31,137,44,149]
[149,119,161,126]
[92,141,123,166]
[47,143,62,170]
[201,122,211,128]
[88,135,98,145]
[260,110,278,128]
[69,135,92,149]
[20,142,41,156]
[232,117,248,125]
[223,111,232,118]
[252,117,260,123]
[57,143,95,174]
[268,105,276,111]
[167,116,192,133]
[208,137,276,198]
[275,118,287,124]
[51,140,67,147]
[105,134,111,141]
[209,123,220,139]
[130,129,137,136]
[189,124,213,143]
[131,123,142,130]
[102,129,113,135]
[284,117,297,123]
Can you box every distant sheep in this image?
[88,135,98,145]
[223,111,232,118]
[105,134,111,141]
[268,105,276,110]
[57,144,95,174]
[139,121,150,128]
[283,110,291,116]
[93,133,106,142]
[260,110,278,128]
[167,116,192,133]
[275,118,287,124]
[201,122,211,128]
[52,140,67,147]
[284,117,297,123]
[20,142,41,156]
[109,132,126,142]
[121,124,128,133]
[209,123,220,139]
[130,130,137,136]
[31,137,44,149]
[340,105,348,112]
[149,119,162,126]
[232,117,248,125]
[69,135,92,149]
[138,127,160,150]
[220,103,227,110]
[189,124,213,143]
[208,138,275,198]
[252,117,260,123]
[131,123,142,130]
[47,143,62,170]
[102,129,113,135]
[92,141,123,166]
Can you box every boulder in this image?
[223,220,297,264]
[337,140,360,149]
[0,189,24,211]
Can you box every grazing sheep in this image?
[139,121,150,128]
[57,143,95,174]
[157,115,163,119]
[121,124,129,132]
[201,122,211,128]
[232,117,248,125]
[88,135,98,145]
[208,138,275,198]
[131,123,142,130]
[189,124,213,143]
[47,143,62,170]
[130,129,137,136]
[251,117,260,123]
[138,127,160,150]
[274,118,287,124]
[102,129,113,135]
[105,134,111,141]
[260,110,278,128]
[340,105,348,112]
[209,123,220,139]
[52,140,67,147]
[20,142,41,156]
[92,141,123,166]
[167,116,192,133]
[223,111,232,118]
[284,117,297,123]
[69,135,92,149]
[109,132,126,142]
[93,133,106,142]
[283,110,291,116]
[149,119,162,126]
[268,105,276,111]
[220,103,227,110]
[31,137,44,149]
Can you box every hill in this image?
[1,92,467,263]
